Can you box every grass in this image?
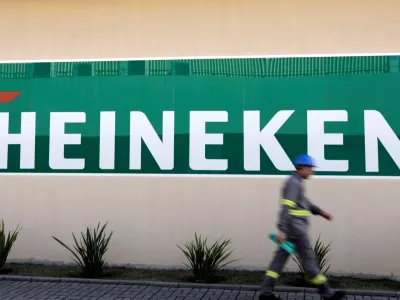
[1,263,400,291]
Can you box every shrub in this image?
[0,220,21,272]
[177,233,238,283]
[52,222,113,278]
[292,234,331,281]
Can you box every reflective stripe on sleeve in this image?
[281,199,297,208]
[288,209,311,217]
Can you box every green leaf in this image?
[291,233,332,280]
[0,220,22,269]
[52,222,112,278]
[177,233,240,282]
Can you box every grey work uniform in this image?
[259,172,334,298]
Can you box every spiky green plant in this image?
[52,222,113,278]
[292,234,331,280]
[0,220,21,270]
[177,233,238,283]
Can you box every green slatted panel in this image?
[207,59,219,76]
[0,57,391,80]
[94,61,120,76]
[207,59,216,76]
[234,59,243,77]
[181,58,267,77]
[52,62,74,77]
[266,56,388,78]
[187,59,203,76]
[147,60,172,75]
[0,63,27,79]
[226,59,234,77]
[52,62,96,77]
[195,59,205,76]
[183,59,210,76]
[184,59,201,76]
[231,59,240,77]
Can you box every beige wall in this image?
[2,175,400,276]
[1,0,400,61]
[0,0,400,276]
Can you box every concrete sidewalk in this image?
[0,277,399,300]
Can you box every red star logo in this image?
[0,92,21,103]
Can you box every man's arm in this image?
[307,198,332,220]
[277,179,299,234]
[307,198,323,215]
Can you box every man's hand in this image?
[321,211,333,221]
[277,231,287,243]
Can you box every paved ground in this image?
[0,280,398,300]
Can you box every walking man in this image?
[259,154,345,300]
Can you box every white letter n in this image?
[129,111,175,170]
[365,110,400,172]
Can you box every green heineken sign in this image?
[0,56,399,176]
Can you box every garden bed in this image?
[2,264,399,291]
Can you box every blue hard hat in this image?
[294,154,317,167]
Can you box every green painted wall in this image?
[0,56,399,176]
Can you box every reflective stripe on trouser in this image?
[259,234,334,298]
[266,270,279,279]
[309,274,328,285]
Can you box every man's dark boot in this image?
[324,290,345,300]
[259,294,280,300]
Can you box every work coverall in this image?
[260,172,334,298]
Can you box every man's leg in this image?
[295,234,344,300]
[259,246,290,300]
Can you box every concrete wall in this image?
[0,0,399,276]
